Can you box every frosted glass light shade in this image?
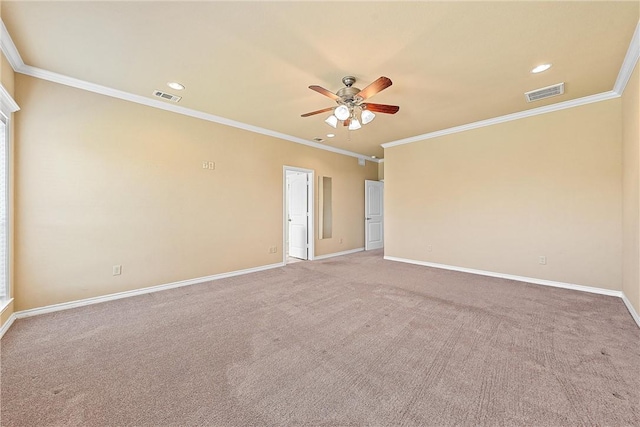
[325,115,338,128]
[361,110,376,124]
[348,118,361,130]
[334,105,350,121]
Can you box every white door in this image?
[365,180,384,250]
[288,173,308,259]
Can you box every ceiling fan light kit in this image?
[348,118,362,131]
[325,115,338,128]
[334,105,351,121]
[361,109,376,124]
[302,75,399,131]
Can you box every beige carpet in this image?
[1,250,639,426]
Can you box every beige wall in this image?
[385,99,623,290]
[14,75,377,311]
[378,161,384,181]
[622,63,640,314]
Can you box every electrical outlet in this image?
[539,256,547,265]
[202,161,215,170]
[339,237,343,244]
[268,246,278,254]
[426,245,433,252]
[113,265,122,276]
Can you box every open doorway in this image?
[283,166,314,264]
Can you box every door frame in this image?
[283,166,314,262]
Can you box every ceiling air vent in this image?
[524,83,564,102]
[153,90,182,103]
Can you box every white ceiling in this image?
[2,1,638,158]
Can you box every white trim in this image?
[283,166,315,263]
[20,64,376,163]
[0,84,19,114]
[0,16,375,164]
[384,256,623,297]
[313,247,364,260]
[382,91,619,148]
[13,262,284,319]
[0,313,16,339]
[613,20,640,95]
[621,292,640,328]
[2,18,638,158]
[0,297,12,314]
[0,20,25,73]
[18,64,375,162]
[385,256,640,328]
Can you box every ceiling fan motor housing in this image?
[336,76,362,104]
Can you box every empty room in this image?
[0,1,639,426]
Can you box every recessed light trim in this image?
[531,64,552,74]
[326,134,335,138]
[167,82,185,90]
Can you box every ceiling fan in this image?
[301,76,399,130]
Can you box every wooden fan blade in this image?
[301,107,335,118]
[362,103,400,114]
[355,77,392,100]
[343,119,351,127]
[309,85,340,101]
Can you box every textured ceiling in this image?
[2,1,638,158]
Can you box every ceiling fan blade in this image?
[309,85,340,101]
[343,119,351,127]
[362,103,400,114]
[355,77,392,100]
[301,107,335,118]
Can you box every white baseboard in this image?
[621,292,640,328]
[314,247,365,260]
[0,312,16,339]
[13,261,285,320]
[384,256,640,327]
[384,256,622,297]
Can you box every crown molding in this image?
[383,20,639,150]
[20,65,375,162]
[0,19,375,164]
[613,20,640,95]
[0,20,25,72]
[382,91,619,148]
[1,17,637,158]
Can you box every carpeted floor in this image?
[1,250,639,426]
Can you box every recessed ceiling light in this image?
[167,82,185,90]
[531,64,552,74]
[326,134,335,138]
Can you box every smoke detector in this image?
[524,83,564,102]
[153,90,182,102]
